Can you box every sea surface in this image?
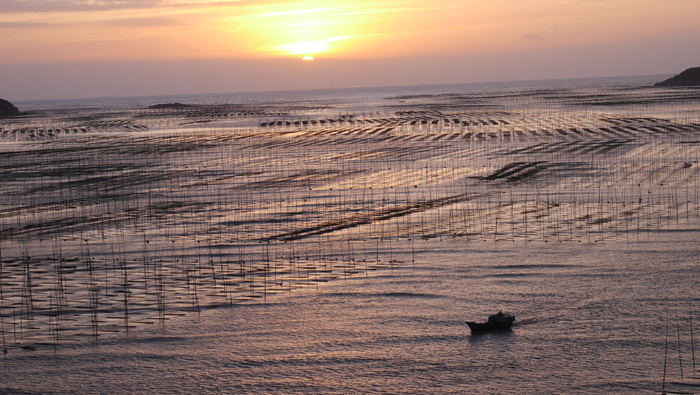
[2,232,699,394]
[2,75,700,394]
[15,74,671,111]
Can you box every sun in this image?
[277,40,329,56]
[233,3,367,58]
[302,55,315,61]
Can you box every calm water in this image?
[2,75,700,394]
[15,74,669,112]
[2,230,699,394]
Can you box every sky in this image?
[1,0,699,101]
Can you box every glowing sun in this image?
[237,3,369,59]
[302,55,315,61]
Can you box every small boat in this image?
[466,311,515,333]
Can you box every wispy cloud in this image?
[522,33,542,40]
[1,0,159,13]
[98,17,187,27]
[4,0,699,67]
[0,21,54,28]
[232,1,452,21]
[0,0,247,13]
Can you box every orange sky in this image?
[2,0,700,100]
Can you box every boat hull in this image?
[466,321,513,333]
[466,313,515,333]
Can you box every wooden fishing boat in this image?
[466,312,515,333]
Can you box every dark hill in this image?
[655,67,700,87]
[147,102,195,110]
[0,98,21,117]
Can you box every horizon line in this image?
[14,72,673,104]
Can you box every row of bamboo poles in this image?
[1,85,699,351]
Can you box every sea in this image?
[2,74,700,394]
[14,74,673,112]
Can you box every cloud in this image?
[98,17,187,27]
[0,21,54,28]
[0,0,245,13]
[1,0,154,13]
[522,33,542,40]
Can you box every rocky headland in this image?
[0,98,21,117]
[655,67,700,87]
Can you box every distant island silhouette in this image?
[0,98,20,117]
[147,102,195,109]
[655,66,700,87]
